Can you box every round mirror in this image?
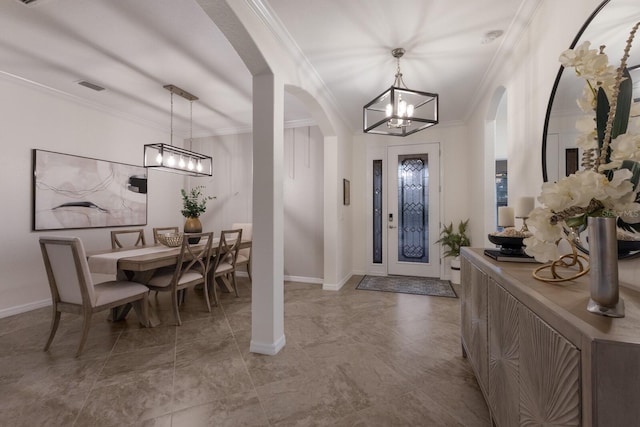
[541,0,640,259]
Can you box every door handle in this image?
[389,225,397,229]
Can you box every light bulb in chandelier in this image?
[187,158,195,170]
[196,160,203,172]
[155,152,163,163]
[398,98,407,116]
[179,156,186,168]
[385,103,393,117]
[167,154,176,167]
[385,94,414,128]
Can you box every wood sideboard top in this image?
[462,247,640,347]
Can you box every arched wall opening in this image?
[196,0,350,354]
[282,86,330,283]
[484,86,508,243]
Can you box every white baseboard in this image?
[322,273,352,291]
[0,299,50,319]
[250,334,286,355]
[237,272,323,286]
[283,275,323,284]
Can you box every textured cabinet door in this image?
[488,280,520,427]
[461,257,489,389]
[519,307,581,426]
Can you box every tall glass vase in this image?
[586,216,625,317]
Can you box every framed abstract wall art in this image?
[32,149,148,231]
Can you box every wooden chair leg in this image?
[203,280,212,313]
[44,307,61,351]
[247,259,252,282]
[171,290,182,326]
[76,312,93,357]
[131,294,150,327]
[220,275,233,295]
[208,279,219,307]
[231,272,239,297]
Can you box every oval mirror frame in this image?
[541,0,640,260]
[541,0,609,182]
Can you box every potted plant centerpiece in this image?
[436,219,471,285]
[181,186,214,243]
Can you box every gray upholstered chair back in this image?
[40,236,96,306]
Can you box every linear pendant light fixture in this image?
[143,84,213,177]
[363,48,438,136]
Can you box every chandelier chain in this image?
[393,56,408,88]
[170,92,174,146]
[189,100,193,150]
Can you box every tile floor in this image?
[0,276,490,426]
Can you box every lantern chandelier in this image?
[143,84,213,177]
[363,48,439,136]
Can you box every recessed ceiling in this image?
[0,0,535,137]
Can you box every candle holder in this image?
[517,216,529,233]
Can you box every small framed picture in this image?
[630,65,640,115]
[343,179,350,205]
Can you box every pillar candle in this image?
[515,197,535,218]
[498,206,515,227]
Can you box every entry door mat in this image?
[356,275,457,298]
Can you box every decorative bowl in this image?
[157,232,183,247]
[488,234,525,255]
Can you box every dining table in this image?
[86,237,251,326]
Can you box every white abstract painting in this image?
[33,150,147,230]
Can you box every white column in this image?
[322,135,339,289]
[250,72,286,355]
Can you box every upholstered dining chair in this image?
[110,229,146,249]
[209,229,243,306]
[231,223,252,282]
[145,232,213,326]
[39,236,149,357]
[153,226,180,244]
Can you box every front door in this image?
[386,143,440,277]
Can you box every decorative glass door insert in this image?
[397,154,428,263]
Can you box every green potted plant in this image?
[435,219,471,284]
[181,186,214,242]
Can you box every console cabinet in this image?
[461,248,640,426]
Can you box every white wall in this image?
[192,126,325,282]
[191,133,254,233]
[283,127,324,281]
[495,94,508,160]
[0,75,186,316]
[465,0,601,247]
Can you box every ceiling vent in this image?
[77,80,106,92]
[17,0,57,6]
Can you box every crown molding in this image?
[2,70,318,139]
[464,0,544,123]
[244,0,351,131]
[0,70,168,133]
